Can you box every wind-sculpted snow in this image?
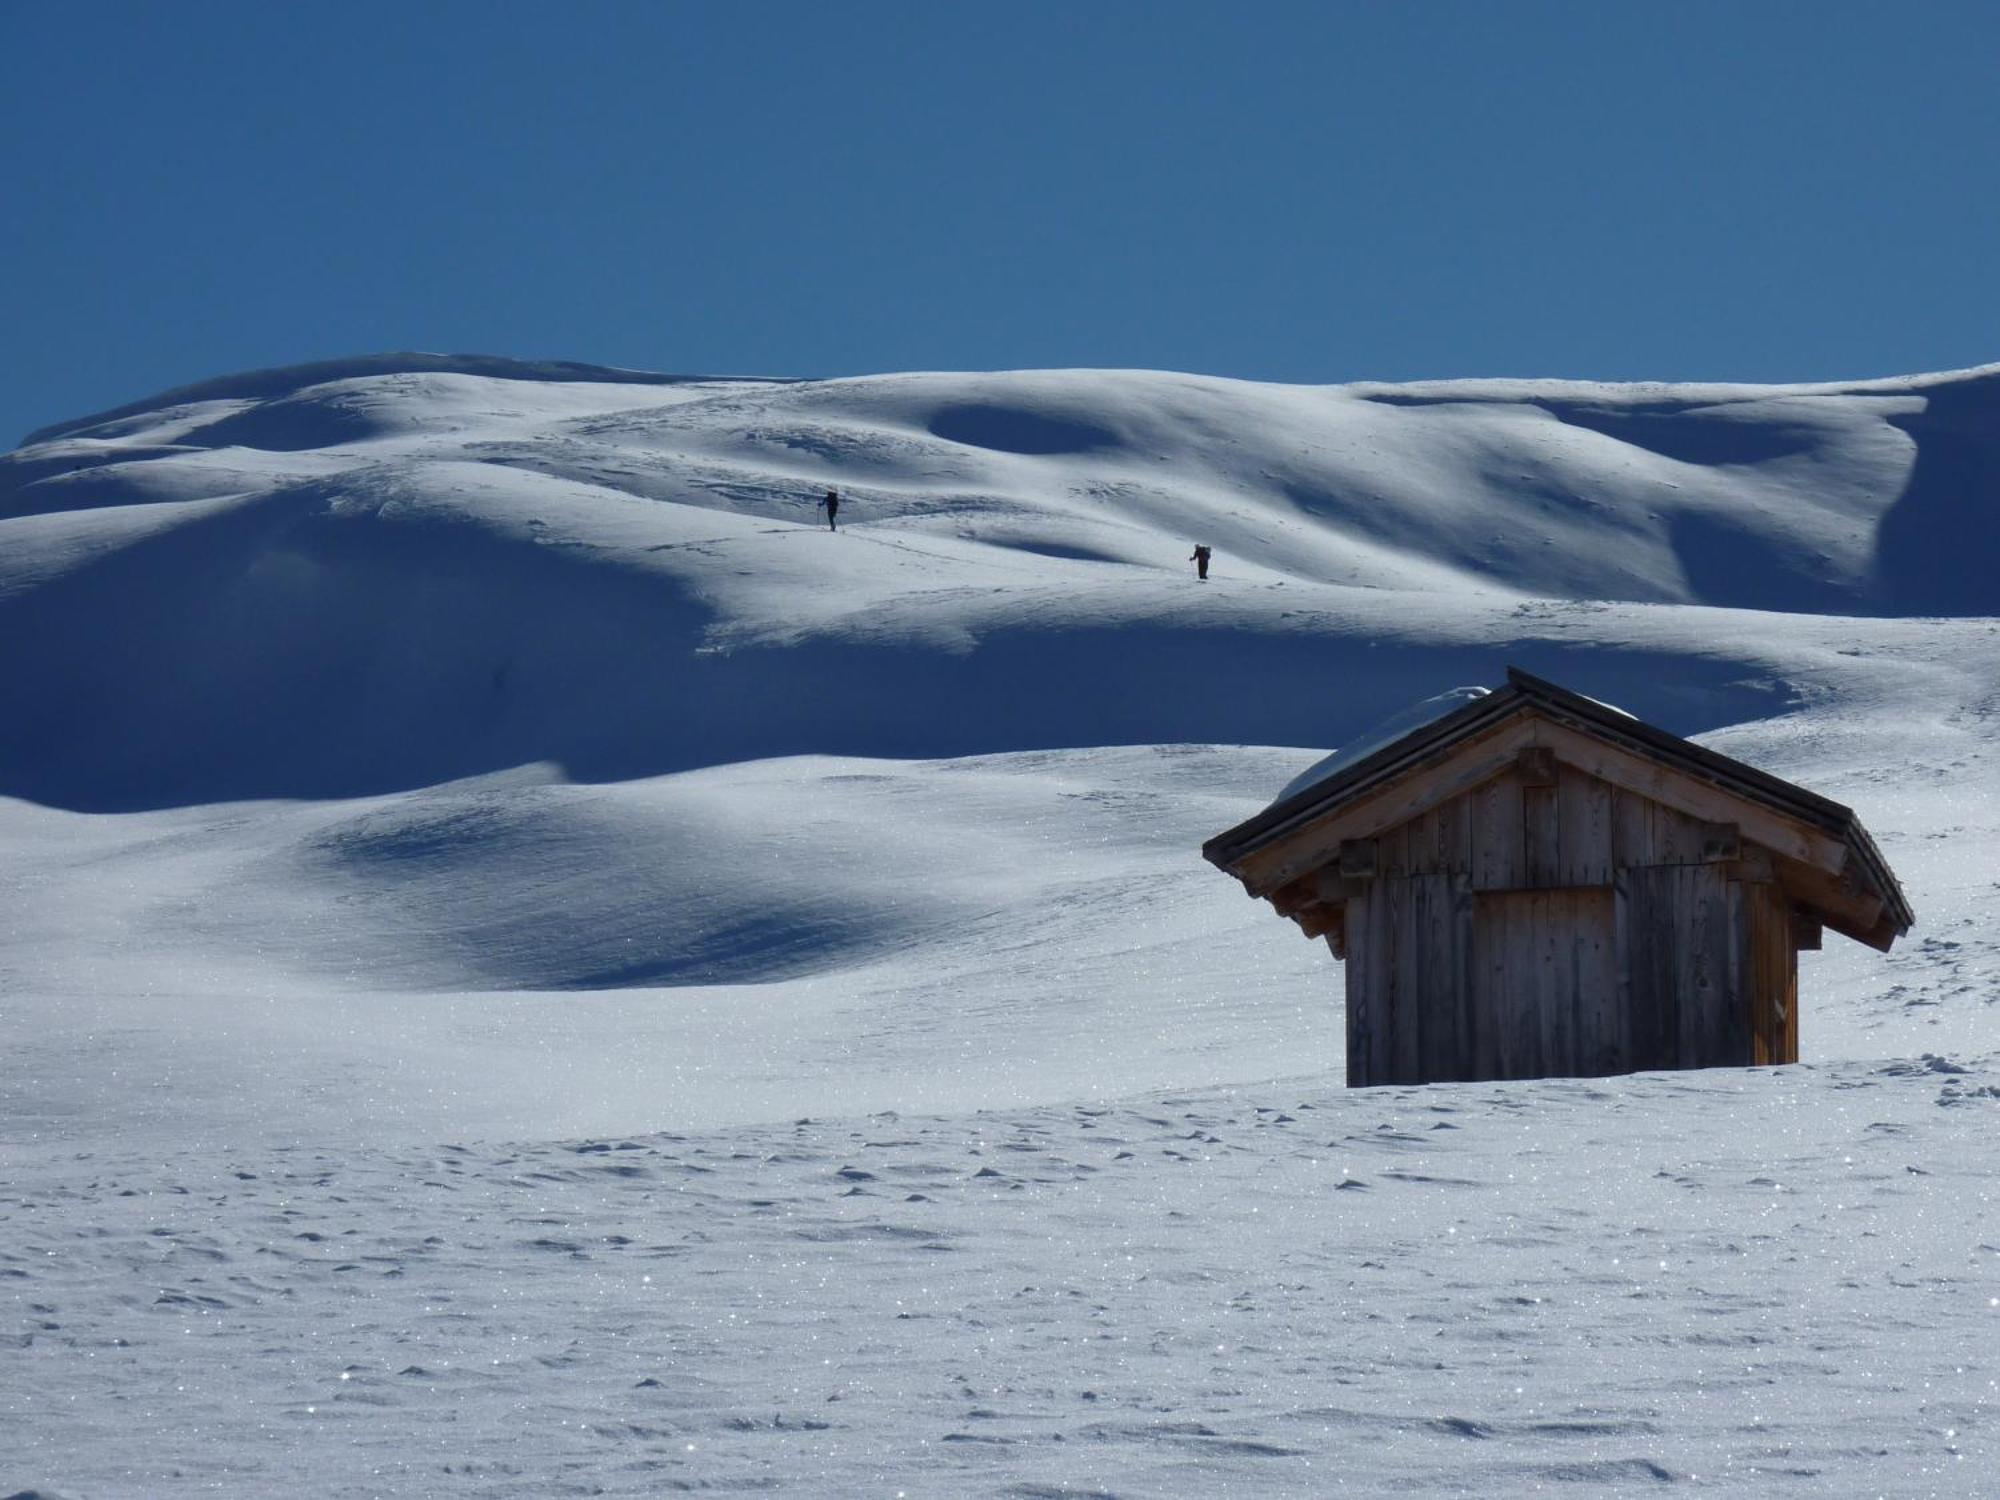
[5,359,1998,807]
[6,1061,1996,1497]
[3,357,2000,1495]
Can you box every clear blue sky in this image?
[4,0,1996,444]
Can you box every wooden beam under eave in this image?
[1293,903,1340,941]
[1823,907,1902,954]
[1771,850,1889,942]
[1270,875,1318,918]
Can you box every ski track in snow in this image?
[3,354,1999,1495]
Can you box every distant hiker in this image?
[1189,544,1211,581]
[821,489,841,531]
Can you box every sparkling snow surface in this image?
[2,356,1998,1496]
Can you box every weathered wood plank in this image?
[1508,895,1544,1078]
[1478,893,1513,1077]
[1365,881,1390,1084]
[1448,874,1477,1082]
[1344,887,1372,1086]
[1471,772,1527,891]
[1758,880,1800,1065]
[1461,885,1625,1082]
[1471,893,1507,1080]
[1389,877,1422,1084]
[1377,879,1402,1083]
[1767,887,1791,1064]
[1372,877,1398,1083]
[1396,809,1435,876]
[1782,942,1799,1062]
[1720,877,1752,1063]
[1535,893,1568,1076]
[1433,875,1470,1082]
[1400,805,1458,878]
[1613,870,1637,1073]
[1649,800,1706,866]
[1436,792,1473,877]
[1376,825,1409,879]
[1473,892,1537,1079]
[1524,784,1559,888]
[1640,869,1672,1071]
[1612,789,1654,870]
[1693,867,1731,1064]
[1747,882,1782,1065]
[1679,866,1703,1065]
[1572,888,1619,1074]
[1620,867,1679,1072]
[1556,767,1613,886]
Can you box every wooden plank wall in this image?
[1351,880,1623,1085]
[1612,865,1751,1071]
[1372,766,1714,890]
[1344,762,1792,1084]
[1745,881,1800,1065]
[1344,874,1475,1086]
[1467,888,1617,1080]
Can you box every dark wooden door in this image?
[1614,865,1753,1071]
[1468,887,1618,1079]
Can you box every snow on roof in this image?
[1271,686,1492,807]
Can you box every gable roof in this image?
[1204,667,1912,945]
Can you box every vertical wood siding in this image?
[1612,864,1748,1071]
[1371,766,1714,891]
[1746,881,1800,1065]
[1465,888,1616,1080]
[1343,768,1792,1085]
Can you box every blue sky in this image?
[3,0,1996,444]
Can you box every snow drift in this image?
[6,354,1997,810]
[5,354,2000,1497]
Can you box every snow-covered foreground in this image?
[3,355,1999,1495]
[7,1061,1997,1496]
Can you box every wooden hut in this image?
[1202,668,1912,1086]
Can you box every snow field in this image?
[3,354,1999,1495]
[5,1060,1996,1496]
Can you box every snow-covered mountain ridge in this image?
[5,354,1997,809]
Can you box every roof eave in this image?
[1205,666,1913,942]
[1202,684,1529,872]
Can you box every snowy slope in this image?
[3,354,1998,1496]
[5,356,1998,808]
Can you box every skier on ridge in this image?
[1189,543,1211,581]
[820,488,841,531]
